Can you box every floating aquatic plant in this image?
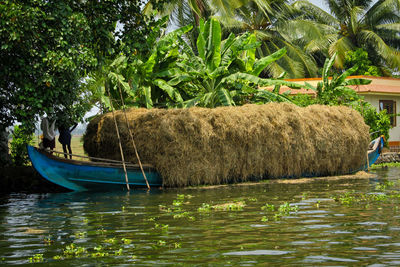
[29,253,43,263]
[122,238,132,245]
[157,240,166,246]
[198,203,211,213]
[261,203,275,211]
[63,244,86,258]
[212,201,246,211]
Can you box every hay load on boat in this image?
[83,103,370,187]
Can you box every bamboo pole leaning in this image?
[106,84,130,191]
[117,85,151,190]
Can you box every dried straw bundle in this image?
[83,103,370,187]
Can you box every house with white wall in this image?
[274,76,400,151]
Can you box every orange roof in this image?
[265,76,400,96]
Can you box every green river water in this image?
[1,167,400,266]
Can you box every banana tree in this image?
[84,55,133,113]
[125,24,194,108]
[86,23,193,110]
[305,53,372,105]
[169,18,305,108]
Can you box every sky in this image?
[308,0,329,11]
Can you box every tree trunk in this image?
[0,127,12,166]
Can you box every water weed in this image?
[370,163,400,170]
[198,203,212,213]
[261,203,275,211]
[332,189,400,206]
[29,254,43,263]
[74,231,86,239]
[43,236,54,245]
[155,223,169,232]
[122,238,132,245]
[212,201,246,211]
[157,240,166,246]
[375,181,395,191]
[63,244,86,258]
[104,238,117,244]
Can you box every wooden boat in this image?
[27,145,162,191]
[27,136,384,191]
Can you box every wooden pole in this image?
[106,84,130,191]
[117,84,151,190]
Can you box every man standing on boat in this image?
[58,123,78,159]
[40,117,56,152]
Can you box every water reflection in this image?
[1,167,400,265]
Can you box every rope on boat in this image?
[106,83,131,191]
[117,84,151,190]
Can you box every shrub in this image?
[10,125,34,166]
[351,101,391,141]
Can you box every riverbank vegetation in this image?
[1,0,398,169]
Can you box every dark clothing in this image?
[58,124,77,159]
[43,137,55,150]
[58,128,72,146]
[58,124,77,146]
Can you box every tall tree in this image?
[292,0,400,73]
[221,0,319,78]
[146,0,320,78]
[0,0,164,164]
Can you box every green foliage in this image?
[294,0,400,72]
[288,94,316,107]
[173,18,304,108]
[332,185,400,206]
[86,19,190,109]
[29,253,44,263]
[352,100,391,140]
[198,203,212,212]
[126,24,192,108]
[10,125,34,166]
[307,53,371,105]
[261,203,275,211]
[0,0,165,131]
[88,18,306,109]
[344,48,382,77]
[370,162,400,170]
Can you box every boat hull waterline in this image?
[27,136,384,191]
[27,145,162,191]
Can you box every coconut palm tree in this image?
[221,0,319,78]
[144,0,246,51]
[292,0,400,72]
[146,0,320,78]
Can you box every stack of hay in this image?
[83,103,370,187]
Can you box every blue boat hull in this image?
[365,136,385,169]
[27,146,163,191]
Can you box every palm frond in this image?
[328,36,354,68]
[366,0,400,26]
[360,29,400,68]
[375,23,400,32]
[208,0,244,18]
[292,0,338,25]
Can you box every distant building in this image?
[272,76,400,151]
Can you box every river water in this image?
[1,167,400,265]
